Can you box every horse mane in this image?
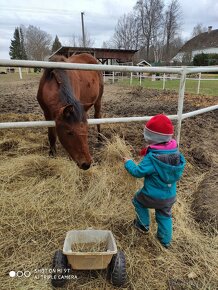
[44,56,85,123]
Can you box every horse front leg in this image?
[48,127,57,157]
[43,111,57,156]
[94,98,102,142]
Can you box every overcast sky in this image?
[0,0,217,59]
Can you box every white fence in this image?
[0,59,218,145]
[131,72,218,94]
[104,71,218,95]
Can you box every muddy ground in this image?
[0,76,218,151]
[0,76,218,228]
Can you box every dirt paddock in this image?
[0,75,218,289]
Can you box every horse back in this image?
[68,53,99,65]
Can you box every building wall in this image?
[172,47,218,63]
[192,47,218,57]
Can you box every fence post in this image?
[112,71,115,84]
[176,67,187,147]
[103,72,106,83]
[139,73,142,86]
[162,73,166,90]
[197,72,201,94]
[18,67,23,79]
[130,72,133,85]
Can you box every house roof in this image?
[179,29,218,53]
[137,60,151,66]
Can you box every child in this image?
[123,114,186,248]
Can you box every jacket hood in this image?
[149,153,186,184]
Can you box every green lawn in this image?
[120,76,218,96]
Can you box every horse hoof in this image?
[49,150,56,157]
[95,142,103,149]
[98,136,103,142]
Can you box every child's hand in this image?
[123,157,131,163]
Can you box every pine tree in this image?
[51,35,62,53]
[9,27,27,59]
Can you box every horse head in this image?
[37,54,103,170]
[55,104,92,170]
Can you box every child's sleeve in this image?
[124,155,154,178]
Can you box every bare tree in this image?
[77,30,95,47]
[68,31,95,48]
[191,23,207,38]
[25,25,52,60]
[111,12,140,50]
[151,36,165,63]
[164,0,182,61]
[101,40,114,48]
[68,34,78,47]
[134,0,164,60]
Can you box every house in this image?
[136,60,152,67]
[172,26,218,63]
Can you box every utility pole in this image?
[81,12,86,47]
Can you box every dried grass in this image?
[71,242,108,253]
[0,132,218,290]
[191,165,218,231]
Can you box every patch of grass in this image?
[120,77,218,96]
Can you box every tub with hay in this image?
[63,229,117,270]
[51,229,127,288]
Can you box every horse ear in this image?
[62,105,74,119]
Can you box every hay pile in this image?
[192,165,218,231]
[0,128,218,290]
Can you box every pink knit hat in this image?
[144,114,174,143]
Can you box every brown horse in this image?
[37,53,104,170]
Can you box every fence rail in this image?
[1,105,217,129]
[0,59,218,145]
[0,59,183,74]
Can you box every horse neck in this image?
[42,70,78,117]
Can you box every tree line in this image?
[104,1,208,64]
[9,25,95,61]
[104,0,183,63]
[9,0,209,63]
[9,25,62,61]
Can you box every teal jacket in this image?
[125,148,186,201]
